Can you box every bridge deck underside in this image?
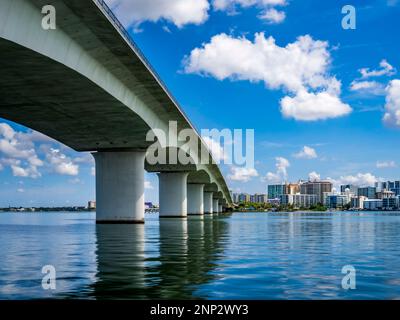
[0,38,151,152]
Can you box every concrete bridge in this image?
[0,0,232,223]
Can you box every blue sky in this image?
[1,0,400,206]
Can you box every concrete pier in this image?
[94,151,145,224]
[187,184,205,215]
[159,172,189,217]
[213,199,219,214]
[204,192,214,214]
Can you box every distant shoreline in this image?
[2,209,400,214]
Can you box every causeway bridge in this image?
[0,0,232,223]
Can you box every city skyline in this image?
[1,0,400,206]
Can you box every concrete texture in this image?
[94,151,145,223]
[187,184,204,215]
[204,192,213,214]
[159,172,189,217]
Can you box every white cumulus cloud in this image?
[43,147,79,176]
[359,59,396,79]
[349,80,385,95]
[293,146,317,159]
[0,123,43,178]
[106,0,210,29]
[263,157,290,183]
[184,33,351,121]
[308,171,321,181]
[228,166,258,182]
[281,90,351,121]
[383,79,400,127]
[337,173,380,187]
[258,8,285,24]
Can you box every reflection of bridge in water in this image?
[88,215,229,299]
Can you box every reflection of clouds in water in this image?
[0,212,97,299]
[2,211,400,299]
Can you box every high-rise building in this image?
[350,196,367,209]
[88,201,96,210]
[238,193,250,203]
[388,181,400,196]
[300,181,333,204]
[375,181,400,196]
[363,199,383,210]
[340,184,358,196]
[358,187,376,199]
[376,189,396,200]
[383,197,398,210]
[280,194,318,208]
[286,183,300,195]
[255,194,267,203]
[267,184,285,199]
[325,195,349,209]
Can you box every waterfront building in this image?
[375,181,400,196]
[280,194,318,209]
[325,195,349,209]
[375,182,385,192]
[88,201,96,210]
[350,196,367,209]
[300,180,333,204]
[358,186,376,199]
[255,194,268,203]
[340,184,358,196]
[363,199,383,210]
[382,197,398,210]
[388,181,400,196]
[238,193,250,203]
[267,198,281,206]
[267,184,286,199]
[267,183,301,199]
[376,189,396,200]
[286,183,300,195]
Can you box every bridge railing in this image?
[93,0,185,119]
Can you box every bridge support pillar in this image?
[159,172,189,218]
[218,204,223,213]
[204,192,213,214]
[213,199,219,214]
[94,151,145,224]
[187,184,205,215]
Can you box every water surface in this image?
[1,211,400,299]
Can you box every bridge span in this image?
[0,0,232,223]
